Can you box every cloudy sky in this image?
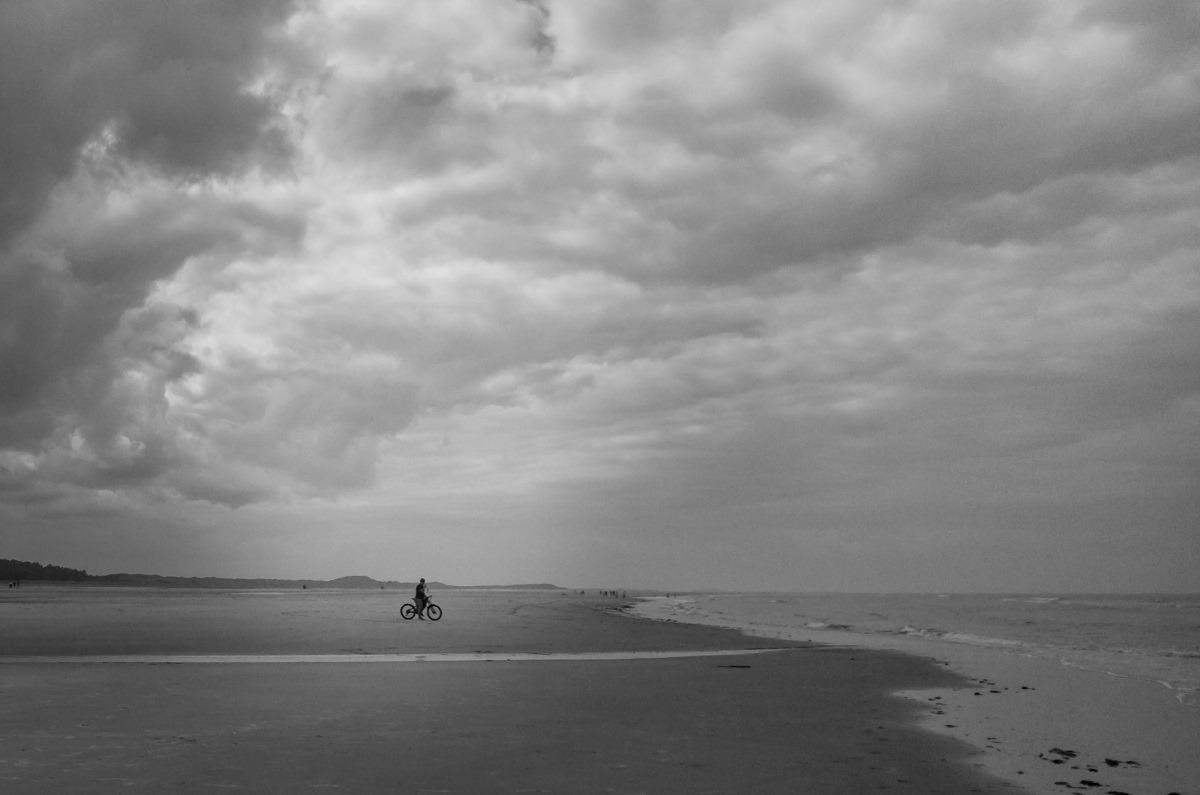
[2,0,1197,592]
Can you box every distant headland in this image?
[1,558,561,591]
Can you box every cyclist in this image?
[414,578,429,620]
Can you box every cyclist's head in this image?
[420,578,425,582]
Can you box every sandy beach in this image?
[1,585,1025,794]
[635,594,1199,795]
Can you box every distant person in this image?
[414,578,428,620]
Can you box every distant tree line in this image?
[1,558,566,590]
[0,558,89,582]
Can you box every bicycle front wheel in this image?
[400,603,416,620]
[426,604,442,621]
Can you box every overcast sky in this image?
[2,0,1197,592]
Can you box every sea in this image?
[643,592,1200,706]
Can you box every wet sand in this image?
[636,595,1199,795]
[0,586,1024,793]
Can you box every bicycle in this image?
[400,597,442,621]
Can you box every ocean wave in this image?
[999,595,1200,610]
[893,625,1026,648]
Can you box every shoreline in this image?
[631,595,1199,795]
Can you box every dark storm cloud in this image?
[0,190,304,443]
[0,0,302,503]
[0,0,296,247]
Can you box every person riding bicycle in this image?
[414,578,429,620]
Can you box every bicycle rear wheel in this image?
[400,603,416,620]
[426,604,442,621]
